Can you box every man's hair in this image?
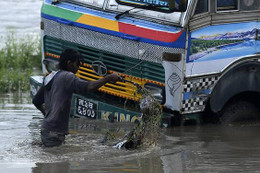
[59,48,82,70]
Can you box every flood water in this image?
[0,0,42,48]
[1,0,260,172]
[1,93,260,173]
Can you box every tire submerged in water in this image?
[220,100,260,124]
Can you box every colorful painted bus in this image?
[30,0,260,126]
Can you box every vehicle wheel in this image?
[220,100,260,124]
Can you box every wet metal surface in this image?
[0,93,260,173]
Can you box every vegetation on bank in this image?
[190,39,243,54]
[0,31,42,93]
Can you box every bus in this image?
[30,0,260,127]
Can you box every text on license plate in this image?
[75,96,98,119]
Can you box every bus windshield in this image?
[115,0,188,13]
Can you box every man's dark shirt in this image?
[33,71,89,134]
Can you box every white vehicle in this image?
[30,0,260,126]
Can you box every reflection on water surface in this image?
[1,0,260,172]
[0,93,260,173]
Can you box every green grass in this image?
[190,39,243,54]
[0,31,42,93]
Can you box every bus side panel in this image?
[187,21,259,75]
[182,21,260,114]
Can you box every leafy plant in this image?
[0,31,42,93]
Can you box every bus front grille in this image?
[44,36,165,101]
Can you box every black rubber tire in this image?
[220,100,260,124]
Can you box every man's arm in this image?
[86,73,122,92]
[32,86,46,116]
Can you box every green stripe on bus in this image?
[41,4,82,21]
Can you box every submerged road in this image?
[0,93,260,173]
[1,1,260,172]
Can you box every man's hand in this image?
[106,73,123,83]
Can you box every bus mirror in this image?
[169,0,188,12]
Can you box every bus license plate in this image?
[75,97,98,119]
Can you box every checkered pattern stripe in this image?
[183,76,218,92]
[182,97,205,112]
[182,75,219,113]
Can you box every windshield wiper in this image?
[115,7,136,20]
[115,4,168,20]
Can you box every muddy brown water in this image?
[1,1,260,172]
[0,93,260,173]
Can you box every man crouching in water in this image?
[33,48,122,147]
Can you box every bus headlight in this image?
[144,83,165,104]
[43,59,59,72]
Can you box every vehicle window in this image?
[216,0,238,11]
[240,0,259,11]
[115,0,182,13]
[194,0,208,14]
